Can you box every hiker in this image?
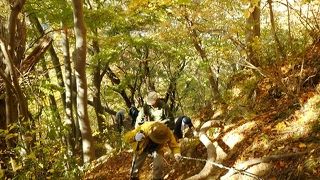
[129,105,139,128]
[173,116,195,141]
[124,121,181,180]
[135,91,174,129]
[116,109,125,132]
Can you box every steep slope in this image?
[84,41,320,180]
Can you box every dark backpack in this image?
[129,106,139,127]
[173,116,193,139]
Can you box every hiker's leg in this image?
[152,151,164,179]
[131,152,148,179]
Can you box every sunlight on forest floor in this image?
[280,92,320,137]
[223,122,256,148]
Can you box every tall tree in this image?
[28,14,62,126]
[245,0,261,66]
[267,0,286,59]
[1,0,29,164]
[62,22,76,155]
[91,37,109,134]
[71,0,95,163]
[184,12,221,102]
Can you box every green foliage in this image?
[2,0,320,178]
[14,141,81,179]
[105,128,129,151]
[221,69,260,121]
[25,0,73,27]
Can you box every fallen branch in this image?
[182,156,262,180]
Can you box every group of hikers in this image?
[117,91,196,180]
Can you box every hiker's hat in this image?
[146,91,159,106]
[149,122,169,144]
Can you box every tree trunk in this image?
[62,23,76,155]
[267,0,286,59]
[40,59,62,122]
[105,65,132,107]
[186,18,221,102]
[71,0,95,163]
[28,15,63,127]
[286,0,292,47]
[4,76,18,150]
[164,62,186,113]
[91,38,107,134]
[92,72,105,133]
[8,0,26,66]
[143,60,156,92]
[245,1,261,66]
[28,14,66,108]
[6,0,28,120]
[48,45,66,108]
[1,0,28,171]
[72,72,82,157]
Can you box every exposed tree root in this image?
[220,151,309,179]
[186,120,223,180]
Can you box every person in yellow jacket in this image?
[124,121,181,180]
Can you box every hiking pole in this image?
[130,130,145,179]
[130,141,140,179]
[181,156,263,180]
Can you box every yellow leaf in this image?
[299,143,307,148]
[244,10,251,18]
[275,122,287,131]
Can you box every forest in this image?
[0,0,320,179]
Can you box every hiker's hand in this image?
[134,132,145,142]
[174,153,182,162]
